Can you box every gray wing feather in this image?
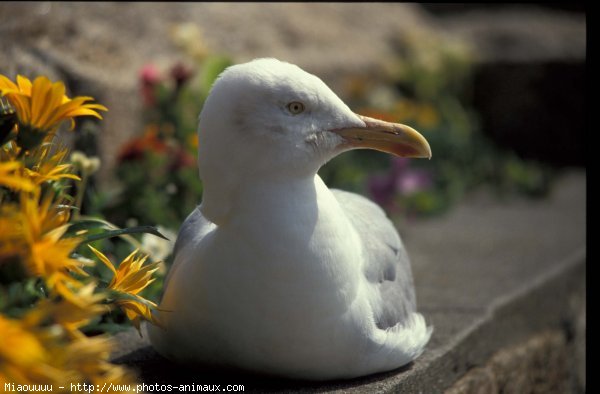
[332,189,416,329]
[163,206,213,290]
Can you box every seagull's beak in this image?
[330,115,432,159]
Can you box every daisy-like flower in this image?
[0,74,107,149]
[88,246,162,332]
[0,160,36,192]
[61,335,138,392]
[0,314,70,386]
[44,281,109,338]
[24,145,81,185]
[3,191,87,288]
[0,312,137,391]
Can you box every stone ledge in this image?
[446,330,571,394]
[112,170,585,393]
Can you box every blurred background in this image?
[0,2,586,326]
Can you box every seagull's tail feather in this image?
[364,312,432,374]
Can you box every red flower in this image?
[170,63,194,89]
[117,127,168,162]
[170,146,196,171]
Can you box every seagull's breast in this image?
[207,175,363,316]
[159,175,370,367]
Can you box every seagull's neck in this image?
[215,172,362,291]
[213,171,352,242]
[232,173,324,224]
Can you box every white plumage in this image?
[148,58,432,380]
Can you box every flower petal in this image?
[88,245,118,276]
[31,76,53,128]
[0,74,18,93]
[16,75,32,95]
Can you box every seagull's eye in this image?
[287,101,305,115]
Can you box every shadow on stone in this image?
[112,343,414,392]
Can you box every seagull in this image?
[148,58,432,381]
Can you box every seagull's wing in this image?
[164,206,215,290]
[332,189,417,329]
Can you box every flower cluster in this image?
[95,25,230,258]
[1,74,163,390]
[101,54,225,233]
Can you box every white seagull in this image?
[148,58,432,380]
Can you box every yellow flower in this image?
[0,313,137,391]
[89,246,162,331]
[91,247,159,296]
[0,160,36,191]
[0,74,107,131]
[24,145,81,185]
[1,191,87,285]
[21,191,71,236]
[0,74,107,150]
[45,281,109,337]
[61,336,139,392]
[27,230,83,280]
[0,140,20,162]
[0,314,70,386]
[115,298,160,331]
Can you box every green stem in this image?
[73,171,88,220]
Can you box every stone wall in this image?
[0,3,586,182]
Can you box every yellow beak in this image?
[330,115,432,159]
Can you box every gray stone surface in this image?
[112,170,586,393]
[446,330,570,394]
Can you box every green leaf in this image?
[82,225,170,244]
[66,219,113,235]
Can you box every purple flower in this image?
[368,173,396,208]
[368,158,433,209]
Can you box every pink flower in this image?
[140,64,161,106]
[140,64,161,85]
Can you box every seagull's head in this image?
[197,58,431,224]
